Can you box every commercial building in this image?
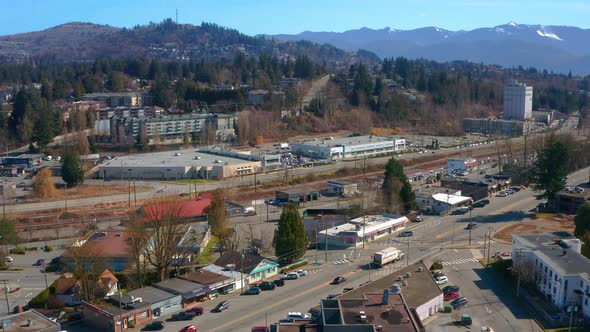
[463,118,534,136]
[447,158,478,172]
[503,79,533,120]
[512,233,590,321]
[339,262,443,323]
[291,136,406,160]
[200,147,283,168]
[556,189,590,214]
[317,214,408,248]
[83,297,152,332]
[276,188,321,204]
[442,175,512,200]
[0,310,62,332]
[98,150,261,180]
[152,278,209,308]
[327,180,358,196]
[414,187,462,212]
[106,113,235,145]
[179,269,234,296]
[82,92,144,107]
[430,193,472,215]
[65,231,133,272]
[125,286,182,318]
[201,264,245,293]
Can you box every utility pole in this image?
[128,177,131,207]
[133,180,137,207]
[240,253,245,294]
[1,280,9,315]
[315,218,320,265]
[468,208,473,246]
[487,228,493,265]
[406,237,410,266]
[324,226,328,263]
[41,262,48,288]
[64,184,68,213]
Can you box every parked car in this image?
[435,275,448,285]
[472,200,486,208]
[398,230,414,237]
[214,301,230,312]
[444,291,460,301]
[442,285,460,294]
[185,307,203,316]
[465,223,477,230]
[496,191,508,197]
[33,259,45,266]
[295,270,308,277]
[332,276,347,284]
[244,286,262,295]
[450,297,468,308]
[4,256,13,263]
[260,281,276,291]
[170,312,196,321]
[453,207,470,215]
[287,312,310,320]
[414,216,423,222]
[179,325,198,332]
[284,272,299,280]
[142,321,165,331]
[273,279,285,287]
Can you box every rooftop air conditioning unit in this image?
[397,276,404,281]
[405,272,411,278]
[417,267,423,272]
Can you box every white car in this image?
[435,275,448,285]
[481,327,495,332]
[4,256,13,263]
[287,312,310,320]
[284,272,299,280]
[295,270,308,277]
[415,216,423,222]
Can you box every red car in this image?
[185,307,204,316]
[179,325,197,332]
[444,291,460,301]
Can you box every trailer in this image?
[373,247,404,267]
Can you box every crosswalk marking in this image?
[442,257,479,266]
[333,259,349,265]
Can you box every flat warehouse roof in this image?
[293,135,398,148]
[100,150,260,168]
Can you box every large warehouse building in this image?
[98,150,261,180]
[290,135,405,160]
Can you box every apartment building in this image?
[503,79,533,120]
[512,233,590,320]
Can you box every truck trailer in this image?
[373,247,404,267]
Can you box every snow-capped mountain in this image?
[265,23,590,74]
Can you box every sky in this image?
[2,0,590,36]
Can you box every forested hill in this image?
[0,19,377,66]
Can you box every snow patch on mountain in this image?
[537,30,563,41]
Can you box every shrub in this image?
[9,247,26,255]
[44,245,53,252]
[430,261,443,271]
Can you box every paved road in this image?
[301,74,331,108]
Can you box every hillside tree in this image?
[272,202,307,264]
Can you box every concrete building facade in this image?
[291,136,405,160]
[463,118,534,136]
[98,150,261,180]
[504,79,533,120]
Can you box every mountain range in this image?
[0,20,376,67]
[266,22,590,75]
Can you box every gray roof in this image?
[514,233,590,278]
[126,286,178,304]
[100,149,259,168]
[154,278,206,294]
[292,135,397,148]
[337,262,441,309]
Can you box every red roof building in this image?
[140,192,213,221]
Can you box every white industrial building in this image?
[317,214,408,248]
[503,79,533,120]
[98,150,261,180]
[447,158,478,172]
[512,233,590,320]
[290,136,406,160]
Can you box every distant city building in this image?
[247,89,269,106]
[463,118,534,136]
[447,158,478,172]
[532,109,557,125]
[82,92,144,107]
[291,136,406,160]
[97,106,164,120]
[503,79,533,120]
[512,233,590,321]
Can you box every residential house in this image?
[64,231,132,272]
[214,250,279,284]
[51,269,118,306]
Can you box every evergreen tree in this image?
[530,133,569,204]
[61,151,84,187]
[273,202,307,264]
[574,203,590,238]
[0,219,18,249]
[382,158,415,214]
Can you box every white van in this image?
[46,156,52,161]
